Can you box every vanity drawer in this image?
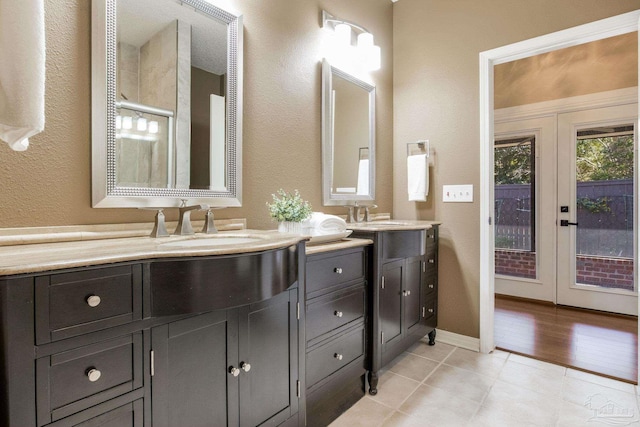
[424,298,437,326]
[306,285,365,342]
[306,249,365,297]
[306,325,365,388]
[36,333,143,425]
[35,265,142,344]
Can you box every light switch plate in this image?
[443,185,473,202]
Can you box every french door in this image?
[494,117,556,302]
[557,104,638,315]
[495,103,638,315]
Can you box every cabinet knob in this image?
[229,366,240,377]
[428,284,434,289]
[334,267,343,274]
[406,290,411,296]
[402,290,411,296]
[86,368,102,382]
[240,362,251,373]
[334,353,343,361]
[334,310,343,318]
[86,295,101,308]
[428,308,434,313]
[428,259,435,264]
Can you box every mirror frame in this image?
[91,0,243,208]
[322,59,376,206]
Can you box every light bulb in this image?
[137,117,147,131]
[115,115,122,130]
[334,23,351,46]
[368,45,381,71]
[149,120,159,134]
[357,32,374,48]
[122,116,133,130]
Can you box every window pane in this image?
[495,137,536,279]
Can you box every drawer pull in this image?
[334,310,343,318]
[240,362,251,373]
[428,308,434,313]
[402,290,411,296]
[86,295,101,308]
[428,259,435,264]
[334,353,343,361]
[428,284,434,289]
[86,368,102,382]
[334,267,343,274]
[229,366,240,377]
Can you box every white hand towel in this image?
[407,154,429,202]
[304,212,347,235]
[356,159,369,195]
[0,0,46,151]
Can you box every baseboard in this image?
[434,330,480,352]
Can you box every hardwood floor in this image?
[495,295,638,383]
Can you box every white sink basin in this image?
[160,235,265,248]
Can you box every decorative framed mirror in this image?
[322,59,376,206]
[91,0,243,207]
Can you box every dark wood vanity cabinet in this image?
[150,289,300,427]
[351,226,439,395]
[304,246,368,427]
[0,245,305,427]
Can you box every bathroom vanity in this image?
[0,231,305,427]
[349,221,440,395]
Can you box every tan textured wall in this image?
[0,0,392,228]
[393,0,640,338]
[495,32,638,109]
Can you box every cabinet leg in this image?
[428,329,436,346]
[368,371,379,395]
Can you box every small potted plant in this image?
[267,189,312,234]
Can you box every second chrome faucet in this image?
[175,202,210,235]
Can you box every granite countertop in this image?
[346,219,441,232]
[0,229,306,276]
[305,238,373,255]
[0,218,440,276]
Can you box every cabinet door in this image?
[238,289,298,427]
[151,310,239,427]
[380,260,403,350]
[404,256,424,338]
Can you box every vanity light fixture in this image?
[148,120,159,134]
[322,10,381,71]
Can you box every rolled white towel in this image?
[304,212,346,235]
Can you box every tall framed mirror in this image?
[92,0,243,208]
[322,59,376,206]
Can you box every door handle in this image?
[560,220,578,227]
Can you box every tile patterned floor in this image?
[329,340,640,427]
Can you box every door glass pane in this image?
[494,136,536,279]
[575,125,634,291]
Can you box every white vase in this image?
[278,221,302,234]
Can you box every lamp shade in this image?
[334,23,351,46]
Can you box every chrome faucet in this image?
[150,209,170,237]
[174,201,210,235]
[363,204,377,222]
[344,202,359,223]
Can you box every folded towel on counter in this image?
[303,212,347,235]
[0,0,46,151]
[407,154,429,202]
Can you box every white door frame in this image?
[479,11,640,363]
